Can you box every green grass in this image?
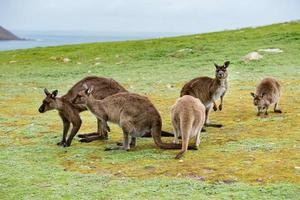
[0,21,300,199]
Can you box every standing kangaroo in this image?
[38,76,127,147]
[180,61,230,127]
[250,77,282,116]
[73,87,194,151]
[171,95,206,159]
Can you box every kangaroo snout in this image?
[38,105,45,113]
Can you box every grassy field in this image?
[0,21,300,199]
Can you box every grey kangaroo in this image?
[171,95,206,159]
[73,87,195,151]
[180,61,230,127]
[250,77,282,116]
[38,76,127,147]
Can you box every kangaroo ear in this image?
[44,88,50,96]
[250,92,256,98]
[214,63,219,69]
[87,86,94,95]
[51,90,58,98]
[224,61,230,68]
[83,83,88,89]
[84,88,89,95]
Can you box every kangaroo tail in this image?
[142,130,174,138]
[151,122,194,149]
[160,130,174,137]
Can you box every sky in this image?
[0,0,299,34]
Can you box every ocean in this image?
[0,31,183,51]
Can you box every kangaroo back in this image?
[256,77,281,104]
[64,76,127,101]
[171,95,206,158]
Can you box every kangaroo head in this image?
[214,61,230,80]
[250,92,269,112]
[73,84,94,105]
[38,88,58,113]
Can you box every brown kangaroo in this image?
[171,95,206,159]
[38,76,127,147]
[180,61,230,127]
[73,87,195,151]
[250,77,282,116]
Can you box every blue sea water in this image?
[0,31,183,51]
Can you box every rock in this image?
[258,48,283,53]
[50,56,57,60]
[9,60,17,64]
[63,58,71,63]
[179,159,184,163]
[115,61,123,65]
[243,52,263,61]
[178,48,193,53]
[95,57,101,60]
[94,62,101,66]
[166,84,174,89]
[256,178,263,182]
[0,26,21,40]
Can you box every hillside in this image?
[0,22,299,199]
[0,26,21,40]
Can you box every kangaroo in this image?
[73,87,195,151]
[171,95,206,159]
[250,77,282,116]
[38,76,127,147]
[180,61,230,127]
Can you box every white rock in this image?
[178,48,193,53]
[94,62,101,66]
[9,60,17,64]
[166,84,174,89]
[243,52,263,61]
[258,48,283,53]
[116,61,123,65]
[63,58,71,63]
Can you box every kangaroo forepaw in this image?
[274,109,282,113]
[63,142,71,147]
[219,104,222,111]
[57,141,65,146]
[175,152,184,159]
[213,105,217,111]
[256,112,261,116]
[106,125,111,132]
